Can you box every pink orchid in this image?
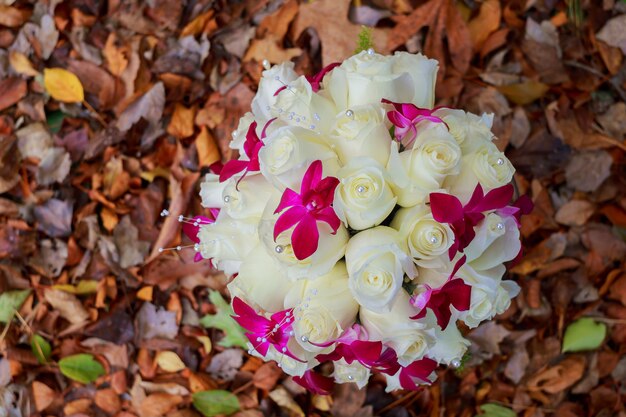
[430,183,514,260]
[219,119,274,184]
[273,160,341,260]
[292,369,335,395]
[397,357,438,391]
[410,255,471,329]
[182,212,219,262]
[231,297,303,362]
[382,99,446,146]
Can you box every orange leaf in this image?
[167,103,196,139]
[195,126,220,167]
[104,33,129,77]
[468,0,501,52]
[497,81,549,105]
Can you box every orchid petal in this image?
[291,214,319,260]
[293,370,334,395]
[315,207,341,234]
[273,206,306,241]
[430,192,464,223]
[219,160,249,182]
[301,160,323,194]
[275,188,303,214]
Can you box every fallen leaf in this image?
[269,386,304,417]
[136,302,179,340]
[565,150,613,192]
[206,349,243,382]
[527,356,586,394]
[200,291,247,349]
[195,126,221,167]
[44,289,90,324]
[104,32,129,76]
[94,388,122,414]
[192,390,240,417]
[116,82,165,132]
[156,351,186,373]
[555,200,595,226]
[468,0,501,52]
[37,147,71,185]
[32,381,56,412]
[0,77,27,111]
[476,403,516,417]
[30,334,52,364]
[244,37,302,64]
[252,362,282,391]
[167,103,196,139]
[562,318,607,353]
[43,68,85,103]
[16,123,53,160]
[0,5,28,27]
[9,51,39,77]
[0,289,31,323]
[497,81,549,105]
[114,216,150,268]
[59,353,105,384]
[596,14,626,54]
[139,392,184,417]
[33,198,73,237]
[293,0,389,65]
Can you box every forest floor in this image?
[1,0,626,416]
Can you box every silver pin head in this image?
[262,59,270,70]
[345,109,354,118]
[300,335,308,343]
[496,158,504,166]
[275,245,284,254]
[367,48,375,55]
[223,195,231,203]
[356,185,365,193]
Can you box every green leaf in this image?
[0,290,31,323]
[192,390,240,417]
[46,110,66,134]
[58,354,105,384]
[476,403,517,417]
[562,317,607,353]
[31,334,52,364]
[354,26,374,54]
[200,291,248,349]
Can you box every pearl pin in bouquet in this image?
[170,48,532,393]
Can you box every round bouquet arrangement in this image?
[187,49,532,393]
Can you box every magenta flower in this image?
[292,369,335,395]
[231,297,303,362]
[182,212,219,262]
[382,99,446,146]
[273,160,341,260]
[397,357,438,391]
[430,183,515,260]
[306,62,340,92]
[219,119,274,184]
[410,255,471,329]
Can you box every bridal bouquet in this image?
[183,49,531,393]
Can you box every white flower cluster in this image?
[195,50,524,392]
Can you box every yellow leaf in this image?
[180,10,214,38]
[103,33,128,76]
[140,166,170,182]
[100,206,119,232]
[137,286,153,302]
[468,0,501,51]
[195,336,212,354]
[53,280,99,295]
[9,51,39,77]
[498,81,550,105]
[156,351,186,373]
[195,126,220,167]
[43,68,85,103]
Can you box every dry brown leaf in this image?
[555,200,595,226]
[269,386,305,417]
[497,81,549,105]
[244,36,302,64]
[64,398,92,415]
[0,77,27,112]
[155,351,186,373]
[258,0,299,40]
[596,14,626,54]
[468,0,501,52]
[252,362,282,391]
[139,392,183,417]
[94,388,122,414]
[195,126,220,167]
[0,5,28,27]
[167,104,196,139]
[527,356,586,394]
[43,288,90,325]
[180,10,215,38]
[292,0,388,65]
[32,381,56,412]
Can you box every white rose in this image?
[227,245,294,313]
[250,343,318,377]
[221,174,280,220]
[391,204,455,268]
[251,62,299,126]
[388,124,462,207]
[272,76,337,134]
[464,213,521,271]
[444,142,515,204]
[258,195,349,280]
[334,158,397,230]
[229,112,255,154]
[284,262,359,352]
[459,287,497,328]
[199,172,227,209]
[434,108,494,153]
[495,280,520,314]
[360,291,433,366]
[421,310,470,366]
[328,104,392,165]
[258,125,340,190]
[197,211,259,275]
[346,227,417,313]
[326,50,438,110]
[333,359,370,389]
